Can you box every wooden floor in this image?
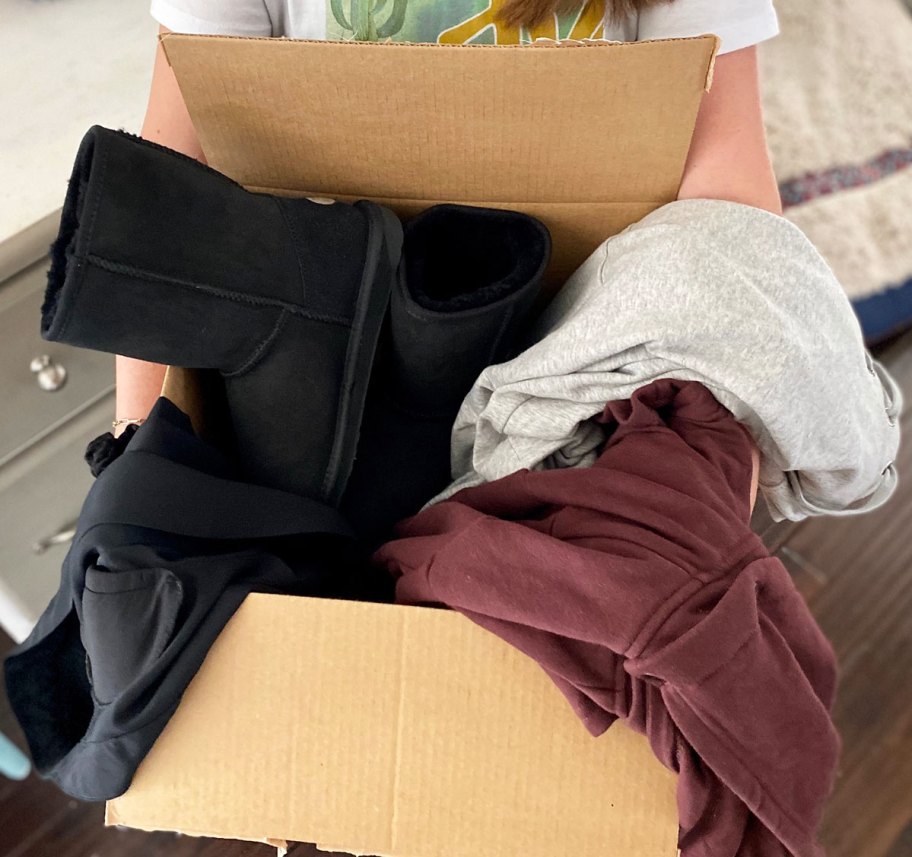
[3,330,912,857]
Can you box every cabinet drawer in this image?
[0,258,114,465]
[0,397,113,642]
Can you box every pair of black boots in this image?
[42,127,551,542]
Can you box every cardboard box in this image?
[160,33,717,286]
[107,367,680,856]
[107,589,678,857]
[107,35,719,853]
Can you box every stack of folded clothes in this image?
[4,125,903,857]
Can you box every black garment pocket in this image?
[81,566,183,705]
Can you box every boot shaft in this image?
[389,203,551,416]
[341,204,551,542]
[44,126,374,343]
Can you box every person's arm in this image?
[676,44,768,507]
[677,45,782,215]
[115,26,205,430]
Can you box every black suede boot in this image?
[341,204,550,544]
[42,126,403,505]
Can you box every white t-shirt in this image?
[150,0,778,55]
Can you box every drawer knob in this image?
[29,354,67,392]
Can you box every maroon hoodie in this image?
[374,379,839,857]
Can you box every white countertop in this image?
[0,0,157,259]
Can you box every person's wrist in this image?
[112,417,145,438]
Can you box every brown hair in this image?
[497,0,674,29]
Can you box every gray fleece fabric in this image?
[434,199,902,521]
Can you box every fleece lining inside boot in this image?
[403,204,549,313]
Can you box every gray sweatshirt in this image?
[434,199,901,521]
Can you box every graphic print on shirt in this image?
[326,0,606,44]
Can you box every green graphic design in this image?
[330,0,409,40]
[325,0,604,44]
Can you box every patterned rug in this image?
[761,0,912,342]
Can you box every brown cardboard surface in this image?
[161,34,717,285]
[107,593,678,856]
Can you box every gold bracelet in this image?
[112,418,146,430]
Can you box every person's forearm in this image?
[676,46,767,511]
[677,46,782,215]
[115,355,169,424]
[749,443,759,512]
[115,27,205,430]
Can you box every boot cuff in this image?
[403,204,550,313]
[42,126,239,339]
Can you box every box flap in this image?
[159,366,233,450]
[108,594,678,856]
[161,35,717,283]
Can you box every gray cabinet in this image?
[0,258,114,642]
[0,259,114,467]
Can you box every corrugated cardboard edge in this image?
[159,32,718,92]
[528,35,717,88]
[159,366,202,430]
[105,804,288,854]
[701,36,718,90]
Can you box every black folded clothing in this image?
[4,398,387,801]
